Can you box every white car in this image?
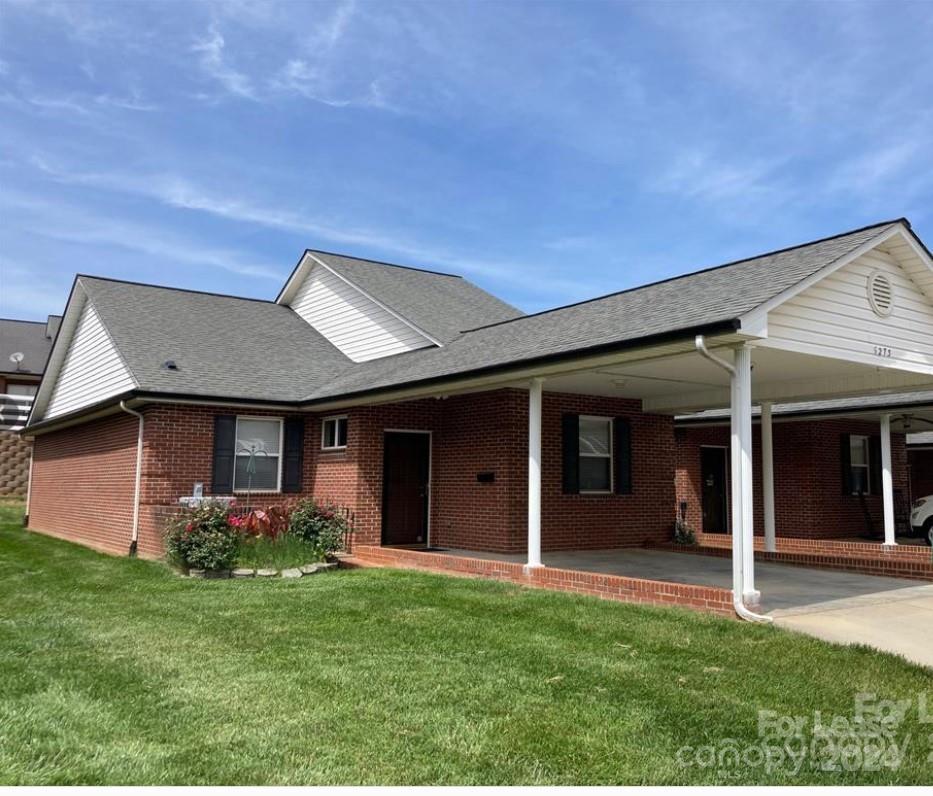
[909,496,933,545]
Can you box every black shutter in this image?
[869,436,882,496]
[561,413,579,494]
[282,416,305,494]
[614,417,632,495]
[840,433,852,495]
[212,414,236,494]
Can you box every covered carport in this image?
[512,219,933,620]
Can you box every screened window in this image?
[234,417,282,491]
[849,434,871,495]
[579,416,613,492]
[322,416,348,450]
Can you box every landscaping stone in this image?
[232,568,255,578]
[256,568,279,578]
[189,569,206,579]
[300,563,320,575]
[281,568,303,579]
[318,561,338,571]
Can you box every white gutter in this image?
[119,401,144,557]
[695,336,772,624]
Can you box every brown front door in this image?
[382,432,431,546]
[701,446,728,534]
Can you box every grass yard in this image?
[2,502,931,785]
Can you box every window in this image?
[6,384,37,396]
[234,417,282,491]
[849,434,870,495]
[579,416,613,492]
[322,416,348,450]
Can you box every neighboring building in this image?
[675,392,933,541]
[0,315,60,496]
[21,218,933,601]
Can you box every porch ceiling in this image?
[516,344,933,415]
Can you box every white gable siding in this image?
[289,263,433,362]
[45,301,135,419]
[764,246,933,372]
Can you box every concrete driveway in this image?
[770,584,933,669]
[444,547,933,668]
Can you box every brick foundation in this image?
[350,544,736,617]
[655,535,933,582]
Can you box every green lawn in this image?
[1,502,930,785]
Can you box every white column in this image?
[525,377,544,571]
[880,413,897,546]
[729,359,743,608]
[734,345,758,603]
[761,401,776,553]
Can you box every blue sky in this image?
[2,0,931,321]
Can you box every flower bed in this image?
[166,498,351,578]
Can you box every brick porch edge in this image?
[655,535,933,582]
[348,545,736,617]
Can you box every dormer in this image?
[276,252,441,363]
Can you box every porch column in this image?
[880,413,897,546]
[525,377,544,571]
[761,401,776,553]
[732,345,758,603]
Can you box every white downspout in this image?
[119,401,144,557]
[695,336,771,623]
[24,445,34,525]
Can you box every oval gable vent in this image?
[867,271,894,317]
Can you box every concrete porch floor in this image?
[438,547,933,667]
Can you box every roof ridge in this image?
[77,274,281,305]
[309,249,463,278]
[458,218,906,334]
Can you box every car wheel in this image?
[925,518,933,546]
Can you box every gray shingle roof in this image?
[32,218,911,421]
[302,220,900,401]
[310,251,523,343]
[81,278,350,402]
[0,317,59,376]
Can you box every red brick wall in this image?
[908,447,933,501]
[540,392,676,551]
[26,389,678,558]
[675,419,909,540]
[28,412,138,556]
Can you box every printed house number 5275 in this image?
[874,345,893,358]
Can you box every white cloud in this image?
[26,156,598,301]
[1,190,282,282]
[191,24,256,100]
[649,150,789,204]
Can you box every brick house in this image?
[22,218,933,614]
[0,315,60,496]
[675,393,933,541]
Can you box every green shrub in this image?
[673,516,696,546]
[166,503,240,571]
[288,498,348,559]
